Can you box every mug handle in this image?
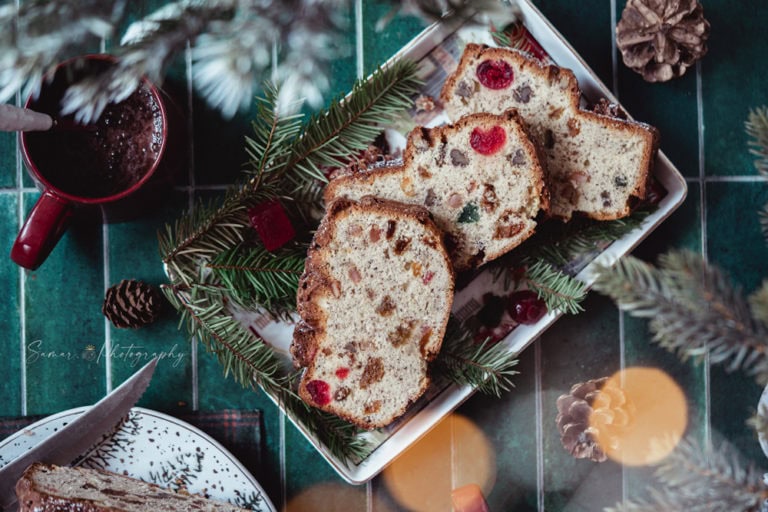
[11,190,73,270]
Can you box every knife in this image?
[0,357,158,510]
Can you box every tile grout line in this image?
[696,59,712,449]
[269,36,288,510]
[102,220,113,393]
[99,37,113,395]
[355,0,364,79]
[609,0,629,504]
[610,0,619,100]
[357,3,370,509]
[16,88,27,416]
[534,339,544,512]
[185,41,200,412]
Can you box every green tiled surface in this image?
[2,1,767,511]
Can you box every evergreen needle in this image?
[593,250,768,383]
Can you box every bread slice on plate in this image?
[325,110,548,271]
[291,196,454,429]
[441,43,658,221]
[16,462,249,511]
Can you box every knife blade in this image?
[0,357,158,510]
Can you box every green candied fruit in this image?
[457,202,480,223]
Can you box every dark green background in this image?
[1,1,765,510]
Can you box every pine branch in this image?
[0,0,127,103]
[592,250,768,383]
[604,437,767,512]
[207,243,306,314]
[273,381,374,462]
[520,206,654,268]
[746,106,768,177]
[160,281,284,388]
[161,61,421,282]
[434,320,519,397]
[281,59,423,189]
[524,260,587,315]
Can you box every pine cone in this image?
[103,280,164,329]
[616,0,710,82]
[555,377,634,462]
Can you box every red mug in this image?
[12,54,175,270]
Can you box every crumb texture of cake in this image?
[291,196,454,429]
[325,110,548,270]
[15,462,250,512]
[440,43,658,221]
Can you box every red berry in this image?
[248,200,295,252]
[335,367,350,380]
[476,60,514,89]
[306,379,331,406]
[470,126,506,155]
[507,290,547,324]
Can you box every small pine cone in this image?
[555,377,634,462]
[103,280,164,329]
[616,0,710,82]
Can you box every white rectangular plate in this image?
[235,0,687,484]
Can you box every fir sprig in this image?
[747,106,768,177]
[435,320,519,396]
[604,437,768,512]
[161,60,421,283]
[746,106,768,240]
[525,260,587,315]
[592,250,768,383]
[208,244,306,315]
[488,206,652,315]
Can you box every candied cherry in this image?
[470,126,506,155]
[335,367,350,380]
[476,60,514,89]
[306,379,331,406]
[507,290,547,324]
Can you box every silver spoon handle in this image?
[0,104,53,132]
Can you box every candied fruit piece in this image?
[476,59,514,89]
[335,367,350,380]
[470,126,506,155]
[248,200,295,252]
[508,290,547,324]
[305,379,331,405]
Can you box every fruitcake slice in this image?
[16,463,249,512]
[440,43,658,221]
[291,196,454,429]
[325,110,548,271]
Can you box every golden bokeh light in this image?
[382,413,496,511]
[592,366,687,466]
[285,481,396,512]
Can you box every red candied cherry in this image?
[476,60,514,89]
[335,367,350,380]
[305,379,331,406]
[470,126,507,155]
[507,290,547,324]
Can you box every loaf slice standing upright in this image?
[291,196,454,429]
[441,43,658,221]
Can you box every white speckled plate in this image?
[0,407,276,512]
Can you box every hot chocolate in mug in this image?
[12,54,179,270]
